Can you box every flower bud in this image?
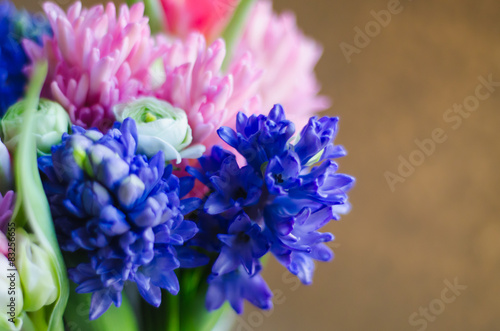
[15,228,58,312]
[0,254,23,330]
[113,97,206,163]
[1,99,70,155]
[0,191,15,257]
[0,141,12,193]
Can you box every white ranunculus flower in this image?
[0,254,23,330]
[113,97,206,163]
[15,228,58,312]
[1,99,70,155]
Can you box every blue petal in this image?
[99,206,130,236]
[268,104,285,122]
[172,220,199,242]
[212,246,240,276]
[236,112,248,134]
[217,126,239,148]
[154,270,180,295]
[288,252,315,285]
[180,197,201,215]
[136,279,162,307]
[242,274,273,311]
[205,279,226,312]
[75,278,103,294]
[179,176,195,197]
[310,243,334,262]
[89,290,114,320]
[176,247,209,268]
[205,192,233,215]
[119,118,138,157]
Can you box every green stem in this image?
[168,293,180,331]
[11,61,69,331]
[183,268,204,294]
[180,269,202,331]
[221,0,257,71]
[12,61,47,227]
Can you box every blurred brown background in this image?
[15,0,500,330]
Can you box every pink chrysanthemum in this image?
[155,33,261,147]
[160,0,238,41]
[23,1,162,130]
[0,191,15,257]
[231,0,330,128]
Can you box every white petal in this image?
[179,144,206,160]
[137,135,182,163]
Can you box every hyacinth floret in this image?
[187,104,354,312]
[217,104,295,170]
[38,118,207,319]
[205,265,272,314]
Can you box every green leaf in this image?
[221,0,257,71]
[11,61,69,331]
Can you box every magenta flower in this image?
[0,191,15,257]
[155,33,261,148]
[229,0,330,128]
[160,0,238,40]
[23,1,162,131]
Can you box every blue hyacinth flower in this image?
[187,104,355,313]
[39,118,207,320]
[212,212,269,276]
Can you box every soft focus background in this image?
[16,0,500,330]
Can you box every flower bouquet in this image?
[0,0,354,330]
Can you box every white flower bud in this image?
[15,228,58,312]
[113,97,206,163]
[1,99,70,155]
[0,255,23,330]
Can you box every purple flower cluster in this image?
[38,119,207,319]
[188,105,355,312]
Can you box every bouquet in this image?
[0,0,355,330]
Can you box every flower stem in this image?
[168,293,180,331]
[221,0,257,71]
[11,61,69,331]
